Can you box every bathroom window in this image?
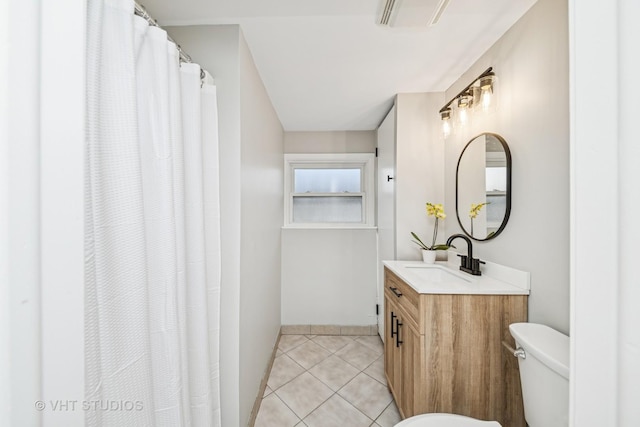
[284,153,375,228]
[485,166,507,232]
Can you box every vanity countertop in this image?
[383,254,530,296]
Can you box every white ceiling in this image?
[144,0,537,131]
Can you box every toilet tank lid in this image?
[509,323,569,379]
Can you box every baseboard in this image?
[247,330,282,427]
[281,324,379,336]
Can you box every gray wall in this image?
[281,131,378,327]
[238,31,284,425]
[395,93,446,261]
[281,228,378,326]
[442,0,570,333]
[284,131,376,153]
[167,25,284,427]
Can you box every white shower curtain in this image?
[85,0,221,426]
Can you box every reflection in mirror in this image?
[456,133,511,241]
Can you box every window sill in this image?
[282,225,378,230]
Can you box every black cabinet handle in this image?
[387,175,394,182]
[390,312,397,339]
[395,319,403,347]
[389,286,402,298]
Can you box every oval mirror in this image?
[455,133,511,241]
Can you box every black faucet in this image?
[445,234,485,276]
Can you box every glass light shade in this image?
[458,108,468,124]
[479,74,495,90]
[481,89,492,110]
[442,119,451,137]
[457,93,472,109]
[479,74,495,111]
[457,101,469,125]
[457,92,473,125]
[440,108,452,137]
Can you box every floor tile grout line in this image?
[372,400,395,425]
[305,361,359,394]
[298,390,337,424]
[306,359,386,421]
[308,336,355,354]
[267,354,307,394]
[335,382,388,423]
[298,389,376,427]
[361,369,387,388]
[284,348,359,394]
[269,392,303,426]
[261,334,390,427]
[278,336,310,354]
[282,335,385,392]
[272,354,343,420]
[269,367,305,394]
[333,350,383,374]
[273,352,350,394]
[289,336,378,373]
[276,386,373,426]
[332,390,376,425]
[286,350,335,372]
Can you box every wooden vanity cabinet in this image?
[384,290,420,417]
[383,267,528,427]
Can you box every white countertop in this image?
[383,254,530,296]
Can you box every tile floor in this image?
[254,334,401,427]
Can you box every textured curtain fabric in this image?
[85,1,221,425]
[200,73,222,425]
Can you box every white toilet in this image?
[394,322,569,427]
[394,413,500,427]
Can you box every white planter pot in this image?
[422,249,437,264]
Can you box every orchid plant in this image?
[469,202,489,236]
[411,203,450,251]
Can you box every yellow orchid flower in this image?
[413,202,450,251]
[469,202,488,219]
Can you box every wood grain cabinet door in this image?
[384,292,402,399]
[398,316,420,418]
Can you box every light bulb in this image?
[440,108,452,137]
[459,107,468,124]
[479,74,495,111]
[481,89,492,110]
[442,119,451,137]
[457,93,472,125]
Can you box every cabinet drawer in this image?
[384,267,419,329]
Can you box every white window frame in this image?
[284,153,376,228]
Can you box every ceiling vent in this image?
[377,0,451,27]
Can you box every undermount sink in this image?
[403,264,472,284]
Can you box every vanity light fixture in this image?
[439,67,495,137]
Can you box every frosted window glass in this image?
[485,167,507,192]
[294,168,361,193]
[486,194,506,223]
[292,196,363,223]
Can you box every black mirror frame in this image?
[455,132,512,242]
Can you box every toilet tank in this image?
[509,323,569,427]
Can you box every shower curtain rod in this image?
[134,2,193,64]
